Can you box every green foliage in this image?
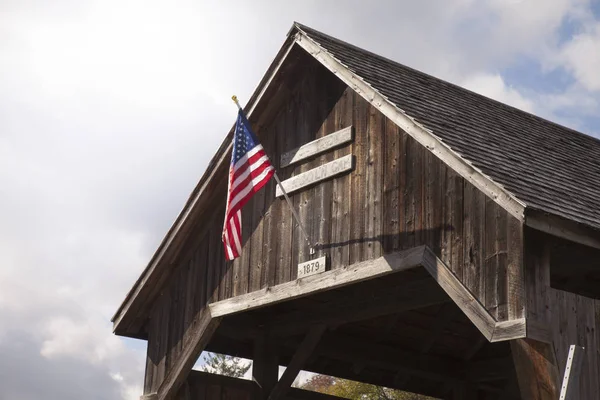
[301,374,436,400]
[201,352,251,378]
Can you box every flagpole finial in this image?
[231,95,242,110]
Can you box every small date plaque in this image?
[297,256,327,279]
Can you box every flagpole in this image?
[232,95,316,256]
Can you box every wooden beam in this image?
[526,210,600,251]
[421,248,495,341]
[155,309,221,400]
[275,154,355,197]
[559,345,585,400]
[268,325,326,400]
[294,28,526,221]
[209,246,426,318]
[253,331,279,400]
[511,338,560,400]
[280,126,354,167]
[266,278,449,336]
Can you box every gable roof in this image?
[113,22,600,337]
[294,23,600,232]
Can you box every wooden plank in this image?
[156,309,222,400]
[496,209,509,321]
[277,104,294,285]
[404,132,417,250]
[280,126,354,167]
[463,182,485,308]
[329,91,352,269]
[484,197,499,320]
[383,117,400,254]
[507,215,524,319]
[267,325,326,400]
[249,154,268,292]
[559,345,585,400]
[511,338,560,400]
[275,155,355,197]
[209,246,426,318]
[350,93,367,264]
[365,104,383,259]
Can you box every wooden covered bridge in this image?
[112,23,600,400]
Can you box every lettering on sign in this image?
[276,154,355,197]
[297,256,327,279]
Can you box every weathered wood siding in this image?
[549,288,600,399]
[143,58,523,393]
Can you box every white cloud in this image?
[559,23,600,91]
[461,73,535,112]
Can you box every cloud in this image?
[461,73,535,112]
[559,23,600,91]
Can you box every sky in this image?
[1,0,600,398]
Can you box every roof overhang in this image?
[112,23,600,338]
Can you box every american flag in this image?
[222,110,275,260]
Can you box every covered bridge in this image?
[112,23,600,400]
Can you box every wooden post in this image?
[511,229,560,400]
[511,338,559,399]
[253,331,279,400]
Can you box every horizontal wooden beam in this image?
[280,126,354,167]
[209,246,427,318]
[275,154,354,197]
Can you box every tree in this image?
[201,352,251,378]
[301,374,436,400]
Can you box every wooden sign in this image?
[297,256,327,279]
[280,126,354,167]
[276,154,355,197]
